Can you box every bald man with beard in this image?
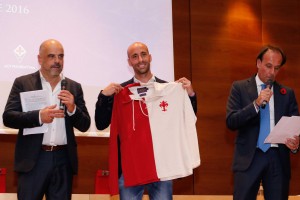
[3,39,90,200]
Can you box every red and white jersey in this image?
[129,82,200,181]
[109,82,200,195]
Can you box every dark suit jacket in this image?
[226,75,299,178]
[2,71,91,174]
[95,77,197,130]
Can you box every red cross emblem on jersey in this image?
[159,100,168,112]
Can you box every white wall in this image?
[0,0,174,136]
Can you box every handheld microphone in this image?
[59,79,67,110]
[261,79,273,109]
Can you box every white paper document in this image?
[265,116,300,144]
[20,90,50,135]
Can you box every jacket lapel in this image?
[31,71,43,90]
[273,82,281,124]
[247,76,258,102]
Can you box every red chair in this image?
[94,169,109,194]
[0,168,6,193]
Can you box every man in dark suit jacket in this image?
[226,45,299,200]
[2,39,90,200]
[95,42,197,200]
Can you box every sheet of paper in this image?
[20,90,49,135]
[265,116,300,144]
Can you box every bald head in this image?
[127,42,152,82]
[38,39,64,80]
[39,39,64,56]
[127,42,149,58]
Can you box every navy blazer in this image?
[226,75,299,178]
[2,71,91,174]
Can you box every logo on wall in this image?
[159,100,168,112]
[14,45,26,63]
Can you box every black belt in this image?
[41,145,67,151]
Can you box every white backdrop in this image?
[0,0,174,136]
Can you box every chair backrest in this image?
[0,168,6,193]
[95,169,109,194]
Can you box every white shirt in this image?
[40,72,67,145]
[133,75,156,84]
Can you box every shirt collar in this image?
[39,70,46,82]
[133,75,156,84]
[39,70,64,83]
[255,74,264,87]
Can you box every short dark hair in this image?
[256,45,286,66]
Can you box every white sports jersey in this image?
[129,82,200,180]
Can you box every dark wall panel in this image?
[261,0,300,194]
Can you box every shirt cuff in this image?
[39,110,43,125]
[67,106,76,116]
[189,92,196,97]
[253,101,259,113]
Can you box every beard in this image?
[49,63,63,76]
[133,63,150,75]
